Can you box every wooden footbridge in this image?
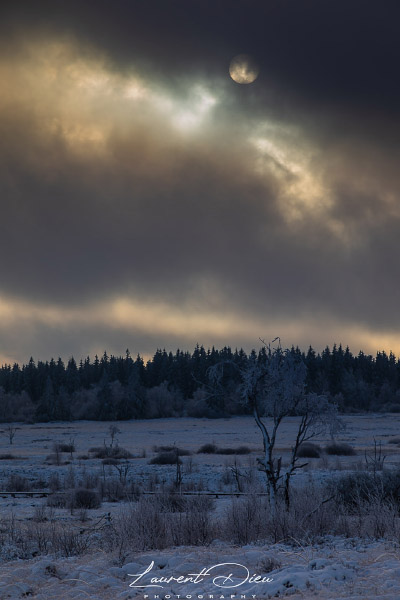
[0,490,268,499]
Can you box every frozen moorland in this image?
[0,415,400,598]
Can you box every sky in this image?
[1,0,400,365]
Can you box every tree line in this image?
[0,343,400,422]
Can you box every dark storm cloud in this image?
[1,0,400,363]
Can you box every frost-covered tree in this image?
[240,340,340,512]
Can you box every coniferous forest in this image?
[1,344,400,423]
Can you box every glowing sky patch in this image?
[1,293,399,363]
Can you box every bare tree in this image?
[365,437,387,476]
[240,340,339,512]
[229,457,250,493]
[109,425,121,449]
[175,448,183,489]
[3,425,18,446]
[329,415,346,442]
[113,461,131,484]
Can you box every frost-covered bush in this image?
[221,487,337,545]
[105,497,170,552]
[158,492,214,514]
[223,495,267,544]
[329,470,400,511]
[104,495,215,555]
[51,527,92,557]
[0,542,31,561]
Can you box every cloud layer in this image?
[1,1,400,363]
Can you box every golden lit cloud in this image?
[0,38,220,160]
[250,128,333,224]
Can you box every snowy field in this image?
[1,414,400,598]
[1,539,400,599]
[2,414,400,493]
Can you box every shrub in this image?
[156,492,214,514]
[177,448,192,456]
[197,443,251,455]
[79,472,100,489]
[45,453,66,465]
[169,496,215,545]
[149,452,182,465]
[381,470,400,505]
[325,442,356,456]
[329,470,400,510]
[216,446,251,455]
[89,445,133,459]
[105,495,215,554]
[330,472,372,508]
[197,443,218,454]
[55,442,75,453]
[153,445,192,456]
[73,488,101,509]
[106,497,170,552]
[99,478,138,502]
[47,492,67,508]
[6,475,31,492]
[31,477,47,489]
[223,495,269,544]
[258,556,282,572]
[157,492,187,513]
[297,442,321,458]
[33,505,49,523]
[48,472,61,492]
[51,527,91,557]
[48,487,101,509]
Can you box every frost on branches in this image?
[240,341,340,513]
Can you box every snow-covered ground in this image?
[1,539,400,599]
[1,414,400,494]
[1,415,400,598]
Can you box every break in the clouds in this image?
[1,0,400,364]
